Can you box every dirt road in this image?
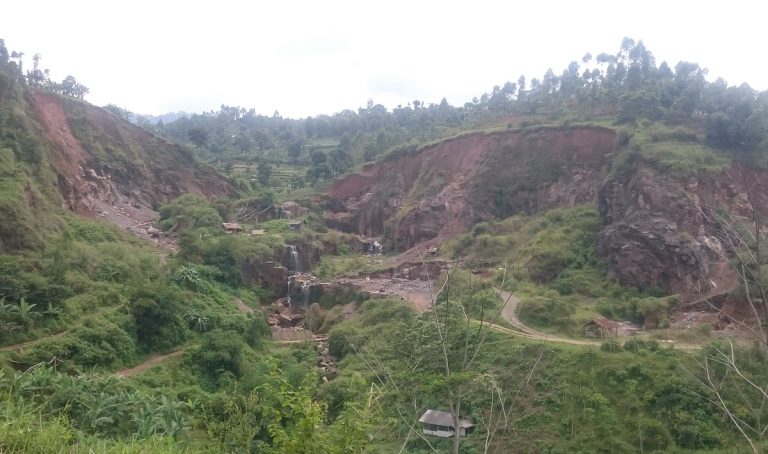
[496,290,600,346]
[116,351,184,378]
[0,304,126,353]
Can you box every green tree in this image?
[187,128,208,147]
[257,161,272,186]
[103,104,133,121]
[194,329,245,378]
[130,286,187,351]
[287,137,304,163]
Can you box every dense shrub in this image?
[130,285,187,351]
[193,329,246,378]
[518,290,576,328]
[600,340,622,352]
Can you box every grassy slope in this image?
[0,77,65,252]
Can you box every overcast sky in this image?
[2,1,766,118]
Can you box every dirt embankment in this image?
[27,90,237,237]
[325,126,616,251]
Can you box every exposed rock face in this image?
[279,242,321,273]
[325,127,616,250]
[325,121,768,305]
[27,90,236,221]
[241,259,289,295]
[596,157,768,301]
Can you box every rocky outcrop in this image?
[241,259,290,295]
[279,243,321,273]
[325,121,768,305]
[325,126,616,250]
[596,156,768,301]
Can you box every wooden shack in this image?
[418,409,474,438]
[584,316,619,338]
[221,222,244,233]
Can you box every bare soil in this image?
[326,127,616,251]
[28,90,89,207]
[338,275,435,312]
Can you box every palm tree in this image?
[175,265,200,289]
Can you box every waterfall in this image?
[301,281,310,310]
[289,245,301,273]
[285,275,292,306]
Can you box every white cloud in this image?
[2,0,766,117]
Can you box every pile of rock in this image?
[266,298,305,328]
[313,335,338,381]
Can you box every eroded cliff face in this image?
[27,90,236,223]
[597,156,768,301]
[324,123,768,304]
[325,126,617,249]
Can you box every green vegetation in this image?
[446,206,678,334]
[611,122,731,177]
[325,298,754,452]
[3,35,768,452]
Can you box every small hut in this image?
[584,316,619,338]
[362,238,383,255]
[288,220,303,231]
[222,222,244,233]
[418,410,474,438]
[280,201,309,219]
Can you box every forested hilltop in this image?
[145,37,767,192]
[1,36,768,453]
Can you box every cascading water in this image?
[285,275,292,306]
[289,245,300,273]
[283,245,312,310]
[301,281,310,310]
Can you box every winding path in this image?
[0,330,69,352]
[0,304,126,353]
[116,351,184,378]
[495,290,599,346]
[234,297,254,314]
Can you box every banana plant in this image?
[16,298,40,330]
[0,297,19,321]
[184,312,208,332]
[154,395,189,438]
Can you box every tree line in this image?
[150,37,767,187]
